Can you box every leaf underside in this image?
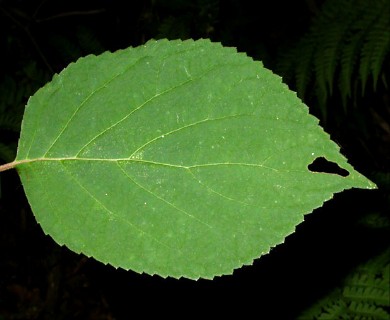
[15,39,375,279]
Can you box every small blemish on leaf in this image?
[308,157,349,177]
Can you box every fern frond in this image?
[337,0,380,108]
[369,13,390,90]
[349,301,390,319]
[295,37,316,100]
[276,37,313,100]
[359,1,390,93]
[320,299,349,319]
[344,282,390,306]
[338,32,361,108]
[298,247,390,319]
[313,24,342,98]
[313,0,353,99]
[277,0,390,119]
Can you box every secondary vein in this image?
[43,56,148,157]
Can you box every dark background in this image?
[0,0,389,319]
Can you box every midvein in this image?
[12,157,281,172]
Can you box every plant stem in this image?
[0,158,73,172]
[0,159,33,172]
[0,161,17,172]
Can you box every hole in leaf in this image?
[308,157,349,177]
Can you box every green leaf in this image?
[11,39,375,279]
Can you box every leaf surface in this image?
[14,39,375,279]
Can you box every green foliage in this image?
[298,247,390,319]
[277,0,390,117]
[2,39,375,279]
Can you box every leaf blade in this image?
[15,39,376,279]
